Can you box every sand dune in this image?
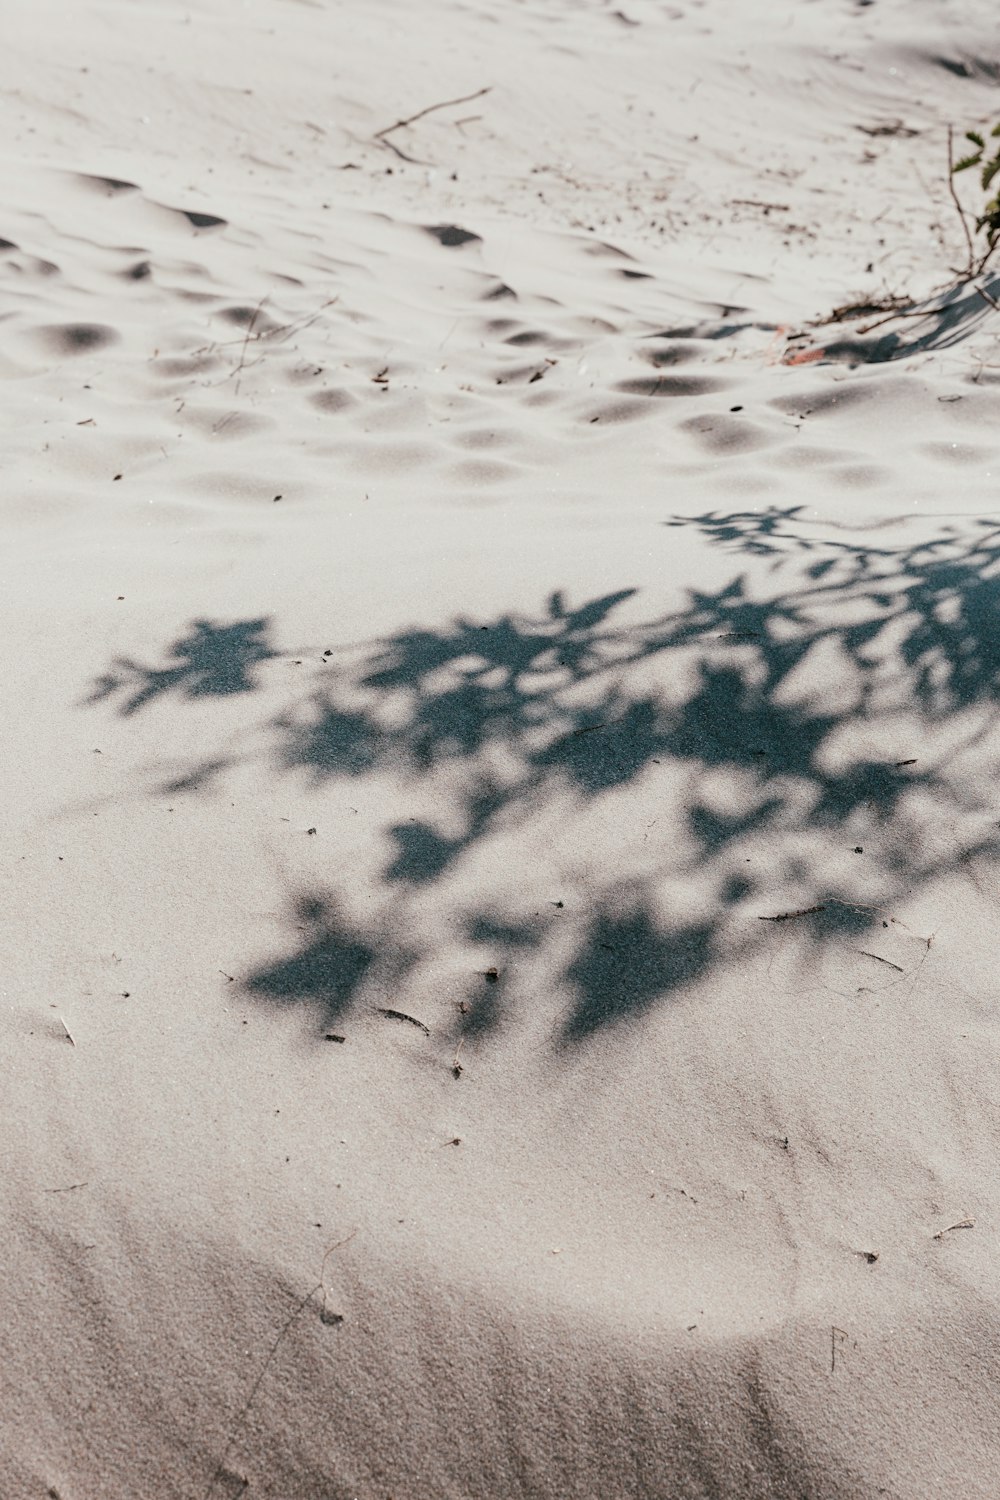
[5,0,1000,1495]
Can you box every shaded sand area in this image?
[5,0,1000,1495]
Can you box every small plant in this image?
[950,122,1000,277]
[784,122,1000,358]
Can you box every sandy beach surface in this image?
[5,1,1000,1495]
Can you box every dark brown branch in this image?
[947,124,977,275]
[374,87,492,162]
[374,86,492,143]
[855,304,936,335]
[234,296,267,396]
[854,950,904,973]
[378,135,427,165]
[376,1007,431,1035]
[758,904,826,922]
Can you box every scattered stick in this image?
[376,1007,430,1035]
[947,124,977,274]
[845,272,999,332]
[319,1227,359,1324]
[452,1038,465,1078]
[758,904,826,922]
[831,1326,848,1373]
[857,121,919,138]
[233,296,267,396]
[194,298,338,357]
[204,1229,358,1498]
[854,950,905,973]
[831,294,914,325]
[203,1289,322,1498]
[855,303,938,335]
[377,135,426,165]
[374,86,492,164]
[894,758,917,767]
[795,275,996,342]
[731,198,790,211]
[933,1217,974,1240]
[43,1182,88,1194]
[571,715,626,737]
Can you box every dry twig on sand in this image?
[933,1217,974,1240]
[204,1230,358,1498]
[758,904,826,922]
[376,1007,431,1035]
[189,297,338,391]
[831,1326,848,1373]
[853,950,905,973]
[319,1228,359,1324]
[234,296,267,396]
[374,86,492,164]
[947,124,978,273]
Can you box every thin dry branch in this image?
[234,297,267,396]
[194,298,338,358]
[195,297,340,392]
[204,1229,359,1498]
[379,135,426,165]
[374,86,492,162]
[854,950,904,973]
[758,904,826,923]
[319,1227,359,1323]
[855,304,939,335]
[376,1006,431,1035]
[933,1217,974,1240]
[947,124,977,275]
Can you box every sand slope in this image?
[5,0,1000,1495]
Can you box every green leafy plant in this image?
[950,122,1000,277]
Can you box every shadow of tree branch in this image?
[85,510,1000,1048]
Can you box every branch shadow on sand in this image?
[800,274,1000,365]
[84,510,1000,1050]
[86,617,277,715]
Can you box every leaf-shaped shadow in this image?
[246,898,375,1028]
